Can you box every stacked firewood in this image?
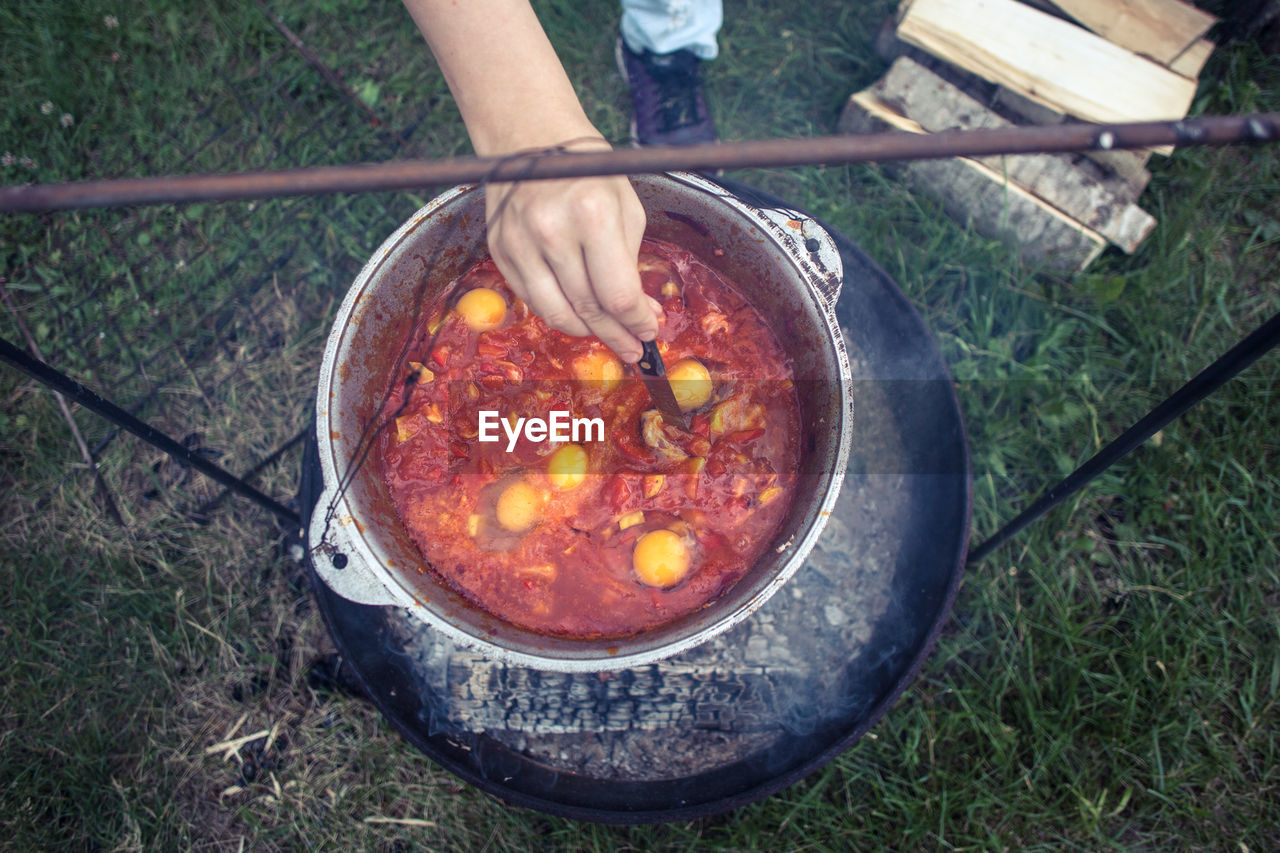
[839,0,1219,272]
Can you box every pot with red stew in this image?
[310,172,852,671]
[379,238,802,638]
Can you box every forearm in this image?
[402,0,601,154]
[401,0,656,359]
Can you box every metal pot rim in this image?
[309,171,853,671]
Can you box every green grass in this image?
[2,0,1279,849]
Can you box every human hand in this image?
[484,142,660,363]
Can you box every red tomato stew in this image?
[377,237,801,639]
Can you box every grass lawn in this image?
[2,0,1278,849]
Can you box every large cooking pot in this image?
[308,171,853,671]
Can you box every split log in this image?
[1168,38,1215,79]
[1047,0,1217,66]
[838,90,1107,272]
[876,18,1154,196]
[897,0,1199,149]
[990,88,1153,195]
[871,56,1156,252]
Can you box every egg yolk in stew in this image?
[666,357,713,411]
[547,444,589,490]
[495,480,543,532]
[377,237,801,639]
[572,349,624,392]
[455,286,507,331]
[633,528,692,588]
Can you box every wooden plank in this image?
[897,0,1199,129]
[1072,149,1152,197]
[989,87,1155,191]
[1169,37,1215,79]
[838,90,1107,272]
[872,57,1156,252]
[1048,0,1217,66]
[877,16,1156,188]
[875,21,1155,194]
[1015,0,1063,14]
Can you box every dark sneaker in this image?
[616,38,717,147]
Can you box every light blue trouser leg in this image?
[620,0,723,60]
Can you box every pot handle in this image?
[307,487,405,607]
[753,205,844,311]
[663,172,843,311]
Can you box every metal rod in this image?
[967,309,1280,565]
[1,290,125,526]
[1,113,1277,213]
[195,426,309,519]
[0,335,302,527]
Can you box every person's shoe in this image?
[616,38,717,147]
